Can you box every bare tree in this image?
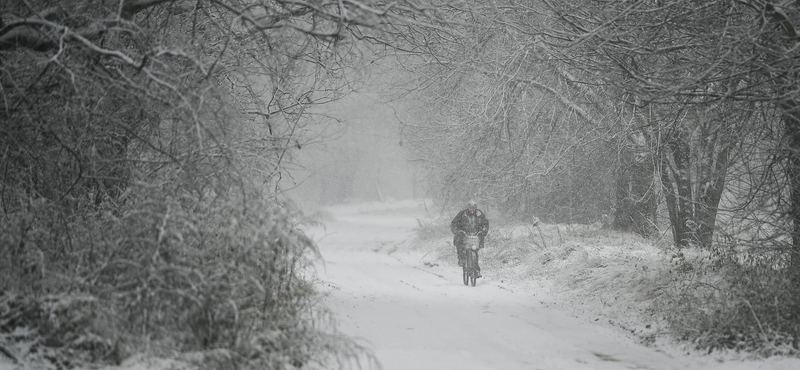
[538,0,800,351]
[0,0,449,366]
[393,0,800,352]
[396,1,622,223]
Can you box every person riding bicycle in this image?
[451,199,489,278]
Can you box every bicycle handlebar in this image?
[457,230,484,237]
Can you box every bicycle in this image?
[458,231,481,287]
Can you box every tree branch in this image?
[764,2,800,42]
[0,22,56,51]
[0,1,180,52]
[120,0,178,19]
[474,66,600,126]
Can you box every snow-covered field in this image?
[307,199,800,370]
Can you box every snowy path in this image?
[307,201,792,370]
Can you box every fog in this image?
[281,86,424,209]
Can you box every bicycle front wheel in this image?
[467,250,478,287]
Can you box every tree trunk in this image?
[781,100,800,350]
[661,142,688,248]
[658,126,728,250]
[613,138,657,237]
[783,100,800,285]
[660,133,697,249]
[695,143,730,250]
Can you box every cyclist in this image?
[450,199,489,277]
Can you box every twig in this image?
[535,223,547,250]
[744,299,767,339]
[744,299,784,354]
[0,344,18,364]
[556,226,563,245]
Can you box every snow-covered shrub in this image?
[655,249,800,357]
[0,293,119,364]
[0,178,365,369]
[414,218,451,241]
[487,236,535,268]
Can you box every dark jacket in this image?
[451,208,489,247]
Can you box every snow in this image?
[307,200,800,370]
[3,199,799,370]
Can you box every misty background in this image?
[281,84,425,209]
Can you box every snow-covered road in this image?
[307,201,795,370]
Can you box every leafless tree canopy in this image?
[3,0,800,362]
[393,0,800,353]
[0,0,449,367]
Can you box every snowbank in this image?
[410,217,800,367]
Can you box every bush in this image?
[0,179,366,369]
[656,251,800,357]
[414,218,451,242]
